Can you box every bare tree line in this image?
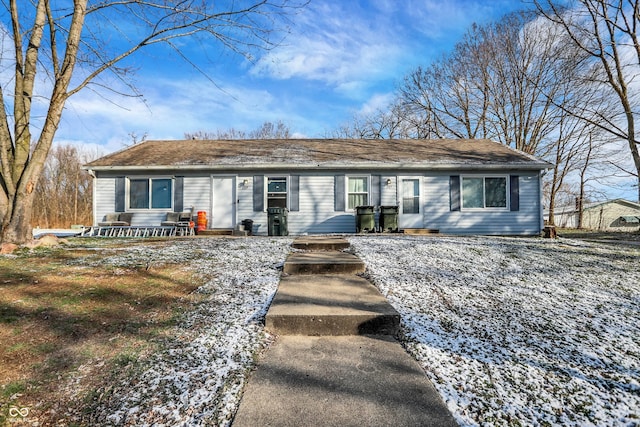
[185,120,292,140]
[31,145,102,229]
[334,2,639,225]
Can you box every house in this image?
[84,138,551,236]
[547,199,640,231]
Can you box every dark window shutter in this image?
[371,175,381,206]
[174,177,184,212]
[115,177,125,212]
[253,175,264,212]
[290,175,300,212]
[449,175,461,211]
[510,175,520,211]
[335,175,345,211]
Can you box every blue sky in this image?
[54,0,532,154]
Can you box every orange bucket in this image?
[197,211,207,232]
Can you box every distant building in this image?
[546,199,640,231]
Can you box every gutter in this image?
[83,161,552,172]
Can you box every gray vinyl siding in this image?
[94,177,116,225]
[91,169,543,235]
[423,172,541,235]
[237,174,355,235]
[291,175,354,234]
[183,177,211,221]
[92,174,212,226]
[380,176,397,206]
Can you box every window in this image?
[402,179,420,214]
[129,178,172,209]
[347,177,369,209]
[267,177,287,208]
[485,177,507,207]
[462,176,507,209]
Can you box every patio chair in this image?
[161,212,181,226]
[161,212,193,226]
[98,212,133,226]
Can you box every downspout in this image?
[88,169,96,226]
[539,170,545,233]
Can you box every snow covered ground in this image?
[80,235,639,426]
[349,235,640,427]
[81,237,293,426]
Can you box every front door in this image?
[212,176,236,228]
[398,177,422,229]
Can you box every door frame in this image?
[210,175,237,229]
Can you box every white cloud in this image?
[249,0,528,96]
[249,1,404,94]
[56,73,322,151]
[358,92,395,116]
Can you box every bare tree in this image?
[535,0,640,201]
[332,102,421,139]
[542,120,610,225]
[186,129,248,140]
[399,12,583,156]
[0,0,307,244]
[248,120,292,139]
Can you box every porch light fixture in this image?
[386,178,392,186]
[242,179,249,187]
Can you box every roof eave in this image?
[84,161,551,172]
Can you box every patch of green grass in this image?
[1,381,26,399]
[0,241,204,426]
[34,342,57,355]
[5,343,27,354]
[112,351,139,368]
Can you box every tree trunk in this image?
[0,0,305,244]
[1,191,36,243]
[577,194,584,229]
[577,135,593,229]
[625,114,640,203]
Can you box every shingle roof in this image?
[84,138,551,170]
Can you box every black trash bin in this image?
[355,206,375,233]
[379,205,399,232]
[267,207,288,236]
[241,219,254,236]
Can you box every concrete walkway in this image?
[232,236,457,426]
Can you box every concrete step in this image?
[291,236,351,251]
[283,252,365,275]
[402,228,440,235]
[232,335,458,427]
[196,229,233,236]
[266,274,400,336]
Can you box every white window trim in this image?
[264,175,289,211]
[346,175,371,211]
[460,175,509,211]
[126,176,174,211]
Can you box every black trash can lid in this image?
[356,205,375,213]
